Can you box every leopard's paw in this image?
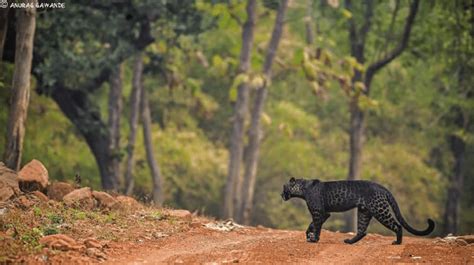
[306,232,319,243]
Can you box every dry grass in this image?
[0,197,190,263]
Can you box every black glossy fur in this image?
[281,178,435,245]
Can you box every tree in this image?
[107,64,123,190]
[224,0,257,219]
[304,0,315,45]
[124,54,143,195]
[23,1,207,190]
[439,0,474,235]
[239,0,289,224]
[342,0,420,231]
[141,87,163,205]
[0,6,9,60]
[3,0,36,170]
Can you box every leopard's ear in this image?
[289,177,296,183]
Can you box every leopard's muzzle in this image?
[281,187,290,201]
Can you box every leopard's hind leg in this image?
[344,206,371,244]
[371,200,403,245]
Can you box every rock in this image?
[86,247,107,260]
[92,191,117,209]
[458,235,474,244]
[204,219,244,232]
[63,187,94,209]
[47,182,75,201]
[152,232,169,239]
[455,238,468,246]
[84,238,103,249]
[166,209,192,219]
[116,195,141,209]
[31,191,49,202]
[0,162,20,202]
[0,182,15,203]
[18,159,49,192]
[189,222,202,228]
[40,234,81,251]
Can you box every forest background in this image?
[0,0,472,236]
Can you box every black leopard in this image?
[281,177,435,245]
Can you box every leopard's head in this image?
[281,177,306,201]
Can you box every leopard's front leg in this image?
[306,222,316,242]
[306,212,330,243]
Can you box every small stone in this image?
[190,222,202,228]
[63,187,94,209]
[116,195,141,209]
[31,191,49,202]
[0,163,20,202]
[152,232,169,239]
[47,182,75,201]
[455,238,468,246]
[458,235,474,244]
[0,184,15,203]
[165,209,192,220]
[86,247,107,260]
[92,191,117,209]
[40,234,81,251]
[18,160,49,192]
[84,238,103,249]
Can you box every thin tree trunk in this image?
[108,65,123,190]
[0,7,9,60]
[443,135,465,235]
[223,0,257,219]
[304,0,314,45]
[347,100,365,182]
[3,1,36,170]
[240,0,289,224]
[125,54,143,195]
[141,89,163,205]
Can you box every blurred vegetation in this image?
[0,0,472,235]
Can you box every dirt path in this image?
[105,226,474,264]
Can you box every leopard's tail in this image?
[386,192,435,236]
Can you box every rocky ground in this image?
[1,160,473,264]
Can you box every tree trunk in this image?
[51,87,116,190]
[141,89,163,205]
[344,96,365,232]
[240,0,289,224]
[443,135,465,235]
[107,65,123,190]
[347,100,365,182]
[3,1,36,170]
[240,86,267,224]
[223,0,257,219]
[304,0,314,45]
[0,6,9,60]
[125,54,143,195]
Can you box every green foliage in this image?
[20,228,43,249]
[1,0,472,237]
[0,63,100,187]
